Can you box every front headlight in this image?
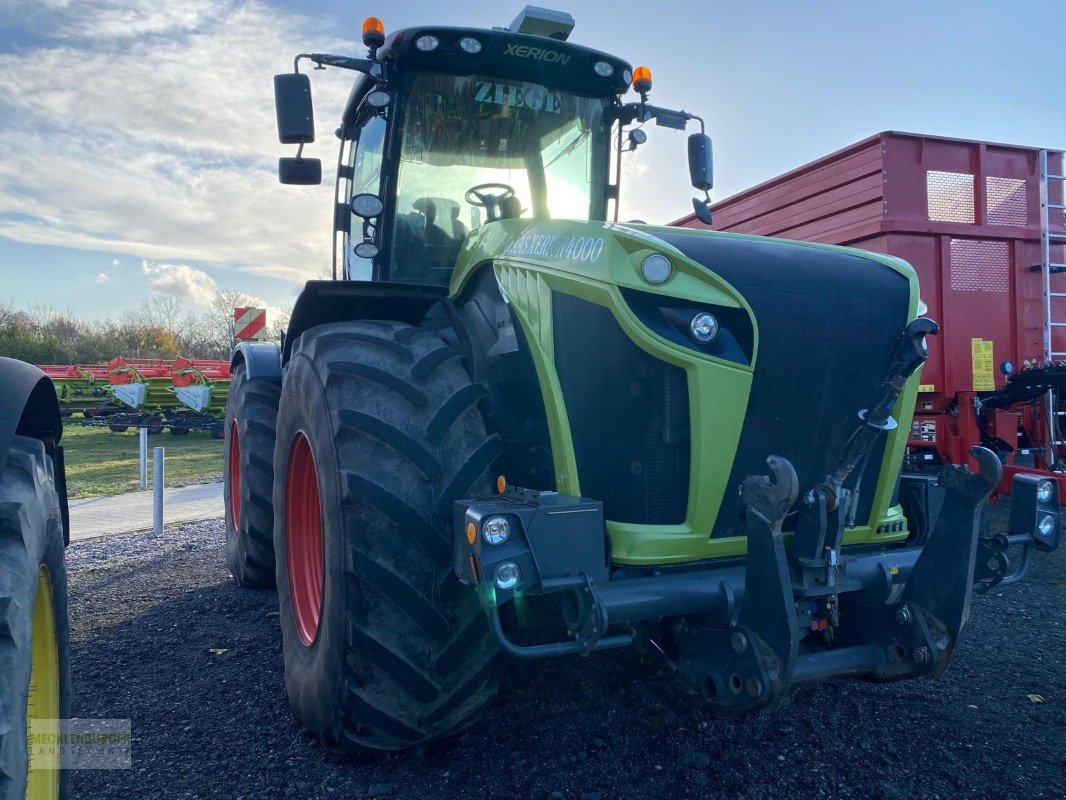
[494,562,521,590]
[641,254,672,285]
[1037,480,1054,504]
[1038,514,1057,537]
[689,312,719,343]
[482,515,510,545]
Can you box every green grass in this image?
[62,424,223,499]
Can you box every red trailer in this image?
[673,131,1066,499]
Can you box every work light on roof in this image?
[459,36,482,54]
[415,34,440,52]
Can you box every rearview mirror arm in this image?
[296,53,381,78]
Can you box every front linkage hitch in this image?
[676,445,1001,712]
[452,318,1059,709]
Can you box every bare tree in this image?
[135,296,185,336]
[0,300,16,328]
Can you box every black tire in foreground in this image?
[273,319,501,751]
[0,435,71,799]
[224,363,281,587]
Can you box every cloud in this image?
[22,0,227,41]
[93,272,110,283]
[111,258,120,267]
[141,260,216,305]
[0,1,355,283]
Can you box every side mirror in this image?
[688,133,713,192]
[279,157,322,185]
[274,73,315,144]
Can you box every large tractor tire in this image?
[224,363,280,587]
[0,436,70,799]
[274,320,501,751]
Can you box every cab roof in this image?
[342,24,633,126]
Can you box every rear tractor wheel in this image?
[224,363,280,587]
[0,436,71,800]
[274,319,501,751]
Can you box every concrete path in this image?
[69,482,224,541]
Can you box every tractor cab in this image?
[273,6,714,285]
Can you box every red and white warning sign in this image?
[234,307,268,340]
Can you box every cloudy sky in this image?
[1,0,1064,321]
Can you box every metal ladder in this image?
[1039,149,1066,460]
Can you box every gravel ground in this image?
[67,508,1065,800]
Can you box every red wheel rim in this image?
[228,422,241,530]
[285,432,324,647]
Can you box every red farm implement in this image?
[171,358,231,418]
[34,356,232,436]
[673,131,1066,501]
[36,363,120,418]
[104,356,228,437]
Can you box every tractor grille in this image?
[654,231,910,538]
[552,293,690,525]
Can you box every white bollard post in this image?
[139,427,148,490]
[152,446,165,535]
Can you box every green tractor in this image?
[224,6,1060,751]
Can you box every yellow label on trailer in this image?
[918,384,935,393]
[971,338,995,391]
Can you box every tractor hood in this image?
[451,219,920,564]
[646,226,918,538]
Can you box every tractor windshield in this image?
[387,71,610,285]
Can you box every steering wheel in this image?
[465,182,516,222]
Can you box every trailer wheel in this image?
[170,426,190,437]
[224,363,280,587]
[146,416,163,435]
[274,320,501,751]
[108,424,128,433]
[0,436,71,800]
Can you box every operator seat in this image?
[499,195,523,219]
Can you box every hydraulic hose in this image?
[818,318,940,509]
